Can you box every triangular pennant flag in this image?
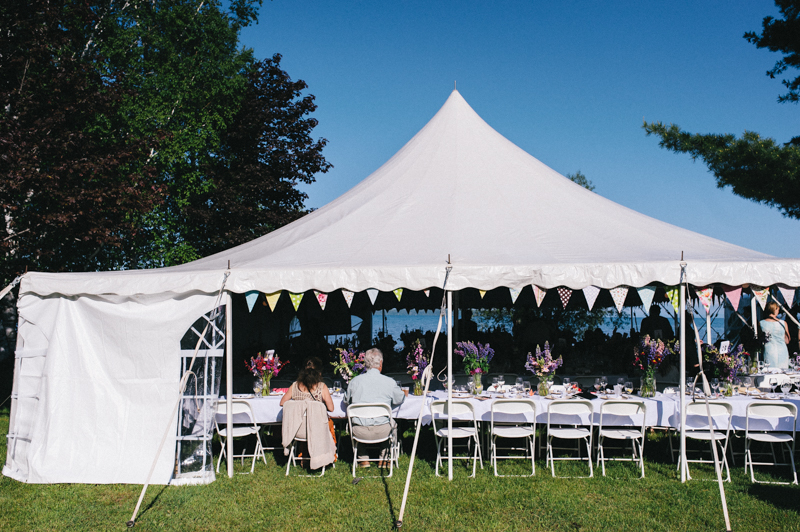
[532,285,546,307]
[557,287,572,309]
[722,285,742,311]
[582,286,600,311]
[637,285,656,310]
[509,288,521,304]
[424,289,430,297]
[777,285,796,307]
[367,289,379,305]
[610,286,629,314]
[751,285,770,310]
[245,290,259,313]
[695,286,714,313]
[479,290,486,299]
[314,290,328,311]
[342,289,355,308]
[393,288,403,302]
[666,286,680,313]
[289,292,304,311]
[265,291,281,312]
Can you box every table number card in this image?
[719,341,730,354]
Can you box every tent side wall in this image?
[4,289,217,484]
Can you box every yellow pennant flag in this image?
[393,288,403,302]
[265,291,281,312]
[289,292,304,311]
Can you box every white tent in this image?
[5,90,800,485]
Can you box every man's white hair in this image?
[364,348,383,370]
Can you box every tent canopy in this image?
[21,90,800,298]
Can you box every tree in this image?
[567,170,595,191]
[643,0,800,219]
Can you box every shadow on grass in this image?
[379,468,397,529]
[133,484,168,523]
[747,482,800,511]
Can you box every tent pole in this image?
[225,291,234,478]
[447,290,453,480]
[679,268,687,483]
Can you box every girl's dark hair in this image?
[298,357,323,392]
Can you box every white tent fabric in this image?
[5,90,800,485]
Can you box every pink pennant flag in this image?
[610,286,629,314]
[582,286,600,311]
[722,285,741,311]
[509,288,521,304]
[557,287,572,309]
[342,289,355,308]
[751,285,770,310]
[533,286,547,307]
[695,286,713,313]
[314,290,328,311]
[778,284,796,307]
[265,291,281,312]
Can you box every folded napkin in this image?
[576,390,596,400]
[272,388,289,394]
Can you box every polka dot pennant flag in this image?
[722,285,741,311]
[610,286,629,314]
[582,285,600,311]
[289,292,304,312]
[424,289,430,297]
[695,286,713,313]
[479,290,487,299]
[367,289,379,305]
[245,290,259,313]
[557,287,572,309]
[314,291,328,311]
[509,287,521,304]
[532,285,546,307]
[751,285,770,310]
[637,286,656,311]
[265,291,281,312]
[666,286,680,313]
[342,289,355,308]
[778,285,796,307]
[393,288,403,302]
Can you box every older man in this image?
[345,347,406,467]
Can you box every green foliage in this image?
[566,170,595,191]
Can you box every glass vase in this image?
[471,374,483,395]
[537,377,552,396]
[261,374,271,396]
[413,380,424,396]
[640,375,656,398]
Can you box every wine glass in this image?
[769,377,779,397]
[617,377,625,388]
[744,376,753,394]
[497,374,505,388]
[781,380,792,396]
[515,376,523,389]
[600,376,608,392]
[624,381,633,395]
[594,378,602,393]
[492,376,499,391]
[563,377,571,395]
[333,380,342,394]
[523,381,532,396]
[711,378,719,397]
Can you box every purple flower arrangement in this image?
[525,342,563,378]
[406,339,430,380]
[331,348,366,383]
[703,343,748,383]
[246,350,287,378]
[454,341,494,375]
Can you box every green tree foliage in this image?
[643,0,800,219]
[567,170,595,191]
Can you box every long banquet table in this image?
[220,390,800,432]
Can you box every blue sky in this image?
[240,0,798,258]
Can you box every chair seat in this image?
[218,426,260,439]
[492,426,535,439]
[686,431,728,442]
[549,427,591,439]
[600,428,642,440]
[436,427,478,439]
[748,432,794,444]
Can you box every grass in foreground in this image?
[1,414,800,531]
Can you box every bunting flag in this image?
[289,292,304,311]
[777,285,796,307]
[751,285,770,310]
[479,290,486,299]
[245,291,259,313]
[314,290,328,311]
[393,288,403,302]
[695,286,714,313]
[509,287,521,304]
[637,285,656,310]
[532,285,546,307]
[265,291,281,312]
[665,286,680,313]
[610,286,629,314]
[367,289,379,305]
[424,289,430,297]
[582,286,600,311]
[557,287,572,309]
[722,285,742,311]
[342,289,355,308]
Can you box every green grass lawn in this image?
[2,413,800,531]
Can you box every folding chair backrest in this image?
[684,401,731,431]
[347,403,392,421]
[600,400,644,418]
[492,399,536,416]
[215,400,256,430]
[746,402,797,434]
[547,400,592,430]
[431,400,474,418]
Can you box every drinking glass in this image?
[781,381,792,396]
[563,378,571,394]
[253,379,263,395]
[600,376,608,391]
[711,378,719,397]
[594,378,602,392]
[686,377,694,394]
[617,377,625,387]
[333,380,342,393]
[523,381,532,395]
[515,376,523,388]
[744,376,752,391]
[757,361,765,373]
[624,381,633,395]
[497,375,505,388]
[492,377,499,390]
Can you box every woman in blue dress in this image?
[760,301,790,369]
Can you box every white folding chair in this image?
[745,402,798,485]
[490,399,537,477]
[214,400,266,474]
[596,400,647,478]
[546,400,593,478]
[284,400,334,477]
[682,401,732,482]
[430,400,483,478]
[347,403,397,478]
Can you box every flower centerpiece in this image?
[454,341,494,394]
[525,342,563,396]
[246,350,288,396]
[703,344,748,394]
[331,348,366,384]
[633,335,674,397]
[406,339,430,396]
